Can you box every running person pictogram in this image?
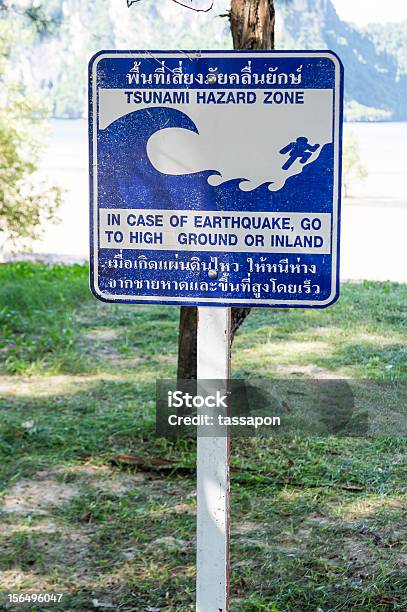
[280,137,320,170]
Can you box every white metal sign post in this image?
[196,307,231,612]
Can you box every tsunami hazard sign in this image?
[89,50,344,307]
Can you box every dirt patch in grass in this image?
[0,465,150,517]
[235,537,272,551]
[344,538,379,574]
[397,553,407,567]
[240,340,332,364]
[36,527,94,582]
[0,522,96,587]
[0,373,122,399]
[82,329,120,343]
[0,519,58,536]
[274,340,332,354]
[0,568,62,591]
[338,496,406,519]
[78,326,148,369]
[56,463,147,494]
[149,536,190,552]
[305,512,334,526]
[273,363,344,378]
[232,521,260,535]
[1,475,80,515]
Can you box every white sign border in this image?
[90,50,343,308]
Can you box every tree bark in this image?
[177,0,275,380]
[230,0,275,50]
[177,305,198,381]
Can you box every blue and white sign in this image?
[89,50,343,307]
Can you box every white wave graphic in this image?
[100,88,334,192]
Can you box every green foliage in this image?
[23,4,58,37]
[342,130,367,197]
[0,16,61,248]
[0,264,406,608]
[0,262,91,374]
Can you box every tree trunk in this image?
[177,0,275,380]
[230,0,275,50]
[177,305,198,381]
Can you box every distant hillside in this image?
[367,20,407,76]
[280,0,407,121]
[4,0,407,121]
[5,0,233,118]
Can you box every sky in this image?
[332,0,407,26]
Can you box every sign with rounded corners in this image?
[89,50,343,308]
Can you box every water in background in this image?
[35,119,89,259]
[345,122,407,203]
[30,119,407,282]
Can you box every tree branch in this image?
[127,0,214,12]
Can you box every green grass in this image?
[0,263,406,611]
